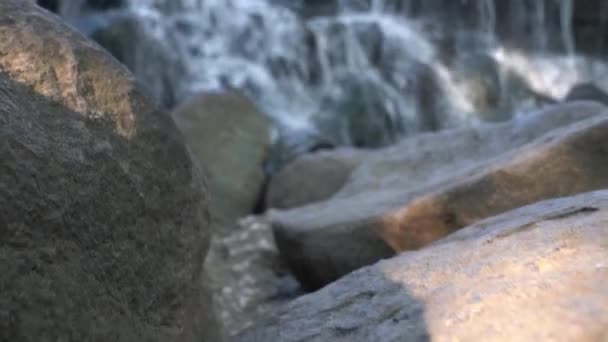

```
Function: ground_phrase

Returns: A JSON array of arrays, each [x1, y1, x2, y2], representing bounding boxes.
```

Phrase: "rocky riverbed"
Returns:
[[2, 1, 608, 341]]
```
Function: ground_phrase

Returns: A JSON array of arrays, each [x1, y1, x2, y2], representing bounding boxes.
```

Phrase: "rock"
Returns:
[[270, 102, 607, 290], [36, 0, 127, 19], [450, 53, 505, 122], [83, 0, 124, 10], [573, 1, 608, 57], [378, 114, 608, 250], [205, 216, 302, 337], [314, 74, 406, 148], [37, 1, 188, 110], [89, 12, 186, 109], [564, 83, 608, 106], [264, 125, 335, 175], [265, 148, 370, 210], [36, 0, 60, 13], [239, 191, 608, 342], [172, 91, 271, 233], [335, 102, 605, 199], [37, 0, 125, 16], [89, 14, 141, 62], [0, 1, 218, 341]]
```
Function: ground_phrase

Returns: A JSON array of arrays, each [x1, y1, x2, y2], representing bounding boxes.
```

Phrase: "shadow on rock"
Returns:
[[236, 191, 608, 341], [234, 267, 430, 342]]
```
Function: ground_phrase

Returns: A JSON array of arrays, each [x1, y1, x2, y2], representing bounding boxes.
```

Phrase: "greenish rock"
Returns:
[[172, 91, 272, 233]]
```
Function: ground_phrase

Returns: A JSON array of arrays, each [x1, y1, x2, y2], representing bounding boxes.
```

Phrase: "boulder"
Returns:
[[573, 1, 608, 57], [564, 83, 608, 106], [37, 0, 125, 14], [335, 102, 605, 199], [265, 148, 370, 210], [0, 1, 218, 341], [264, 125, 335, 175], [379, 114, 608, 250], [450, 53, 504, 122], [270, 102, 608, 290], [240, 191, 608, 342], [36, 0, 60, 12], [172, 91, 271, 233], [314, 74, 407, 148], [88, 12, 186, 109]]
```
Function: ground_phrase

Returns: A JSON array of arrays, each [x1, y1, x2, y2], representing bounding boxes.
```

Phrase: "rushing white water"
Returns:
[[55, 0, 608, 147]]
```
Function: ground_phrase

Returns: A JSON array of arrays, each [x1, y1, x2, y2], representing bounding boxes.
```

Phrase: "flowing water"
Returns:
[[55, 0, 608, 147]]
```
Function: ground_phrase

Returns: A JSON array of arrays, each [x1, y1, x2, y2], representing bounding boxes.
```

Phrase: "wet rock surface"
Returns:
[[205, 216, 301, 337]]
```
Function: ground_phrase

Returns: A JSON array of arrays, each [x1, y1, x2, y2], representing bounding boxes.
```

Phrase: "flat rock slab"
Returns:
[[240, 191, 608, 341], [270, 102, 608, 290]]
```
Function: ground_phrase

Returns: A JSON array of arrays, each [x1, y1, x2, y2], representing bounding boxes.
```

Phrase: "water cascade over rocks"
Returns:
[[41, 0, 608, 148], [20, 1, 608, 338]]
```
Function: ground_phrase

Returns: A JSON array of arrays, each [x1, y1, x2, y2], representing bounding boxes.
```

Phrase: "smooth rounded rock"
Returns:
[[172, 91, 271, 233], [0, 1, 219, 341]]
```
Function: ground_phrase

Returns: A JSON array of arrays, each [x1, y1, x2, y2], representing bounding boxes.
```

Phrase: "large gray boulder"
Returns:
[[265, 148, 370, 210], [270, 102, 608, 290], [0, 1, 218, 341], [240, 191, 608, 341], [172, 91, 271, 233]]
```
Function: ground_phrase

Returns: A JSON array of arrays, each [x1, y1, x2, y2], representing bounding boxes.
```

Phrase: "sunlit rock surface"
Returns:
[[239, 191, 608, 342], [270, 102, 608, 290], [0, 1, 218, 341]]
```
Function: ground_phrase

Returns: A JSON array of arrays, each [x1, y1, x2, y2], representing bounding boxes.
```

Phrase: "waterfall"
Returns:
[[45, 0, 608, 147], [532, 0, 548, 51], [480, 0, 496, 36], [560, 0, 576, 58]]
